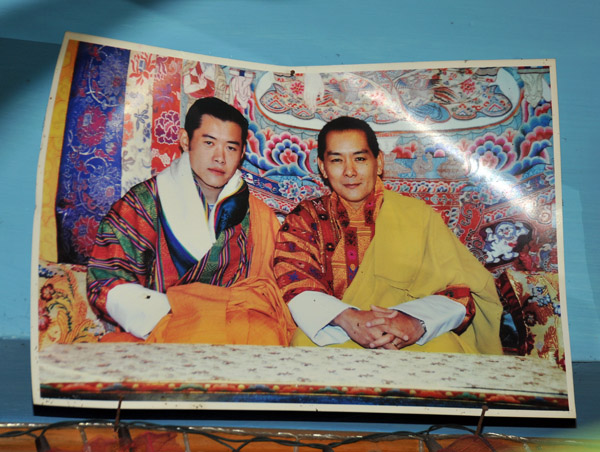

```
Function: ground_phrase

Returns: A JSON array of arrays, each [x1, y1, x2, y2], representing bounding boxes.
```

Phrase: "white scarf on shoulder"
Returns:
[[155, 152, 244, 261]]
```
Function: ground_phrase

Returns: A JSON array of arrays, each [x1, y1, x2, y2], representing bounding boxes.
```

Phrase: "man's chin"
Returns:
[[195, 174, 229, 193], [206, 180, 227, 190]]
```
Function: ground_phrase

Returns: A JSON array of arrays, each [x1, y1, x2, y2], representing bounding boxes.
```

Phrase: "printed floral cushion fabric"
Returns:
[[38, 260, 108, 350], [36, 260, 564, 370], [503, 268, 565, 369]]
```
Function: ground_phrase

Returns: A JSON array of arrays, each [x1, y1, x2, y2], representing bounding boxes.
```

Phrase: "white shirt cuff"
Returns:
[[106, 283, 171, 339], [393, 295, 466, 345], [288, 291, 353, 346]]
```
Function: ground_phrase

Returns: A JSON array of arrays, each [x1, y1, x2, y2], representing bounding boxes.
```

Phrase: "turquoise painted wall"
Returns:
[[1, 0, 599, 439]]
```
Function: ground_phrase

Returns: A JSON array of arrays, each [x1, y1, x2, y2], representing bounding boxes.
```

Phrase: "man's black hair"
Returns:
[[317, 116, 380, 160], [184, 97, 249, 147]]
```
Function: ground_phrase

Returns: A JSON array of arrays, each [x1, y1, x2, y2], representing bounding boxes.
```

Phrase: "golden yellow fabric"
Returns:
[[292, 189, 503, 354], [40, 40, 79, 262], [145, 196, 296, 345]]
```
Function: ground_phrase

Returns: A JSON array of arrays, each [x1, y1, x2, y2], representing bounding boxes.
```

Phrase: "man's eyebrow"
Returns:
[[325, 149, 370, 156], [201, 133, 241, 145]]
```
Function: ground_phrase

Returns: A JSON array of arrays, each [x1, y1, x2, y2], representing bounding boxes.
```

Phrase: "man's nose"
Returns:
[[213, 145, 225, 163], [344, 160, 357, 177]]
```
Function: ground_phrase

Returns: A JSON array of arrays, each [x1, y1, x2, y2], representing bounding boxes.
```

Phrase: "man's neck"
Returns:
[[192, 171, 221, 205], [339, 197, 366, 213]]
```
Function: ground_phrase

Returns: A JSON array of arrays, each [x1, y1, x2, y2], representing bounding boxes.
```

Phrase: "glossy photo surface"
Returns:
[[31, 33, 573, 418]]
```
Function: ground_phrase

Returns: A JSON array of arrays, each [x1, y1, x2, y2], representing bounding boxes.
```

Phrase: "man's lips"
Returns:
[[208, 168, 226, 175], [343, 183, 361, 189]]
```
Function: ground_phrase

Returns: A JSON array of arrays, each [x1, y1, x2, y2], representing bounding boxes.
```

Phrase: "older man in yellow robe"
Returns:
[[273, 117, 502, 354]]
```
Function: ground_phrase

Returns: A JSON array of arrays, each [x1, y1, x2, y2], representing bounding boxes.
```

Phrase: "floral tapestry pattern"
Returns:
[[53, 44, 557, 284], [47, 41, 563, 366]]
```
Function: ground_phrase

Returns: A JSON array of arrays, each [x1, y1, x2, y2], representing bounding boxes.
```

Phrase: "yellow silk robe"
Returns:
[[282, 188, 503, 354]]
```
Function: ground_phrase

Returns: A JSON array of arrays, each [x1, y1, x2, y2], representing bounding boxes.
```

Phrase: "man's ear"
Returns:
[[179, 128, 189, 152], [377, 152, 384, 176], [238, 146, 246, 168], [317, 157, 327, 179]]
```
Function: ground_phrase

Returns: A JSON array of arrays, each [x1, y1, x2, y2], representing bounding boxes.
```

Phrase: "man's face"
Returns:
[[317, 129, 383, 210], [180, 114, 244, 204]]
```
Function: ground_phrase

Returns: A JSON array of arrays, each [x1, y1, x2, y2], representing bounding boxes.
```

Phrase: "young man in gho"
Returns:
[[273, 116, 502, 353], [87, 97, 295, 345]]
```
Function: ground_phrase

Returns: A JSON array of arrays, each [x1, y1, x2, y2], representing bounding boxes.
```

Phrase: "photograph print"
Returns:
[[32, 32, 573, 418]]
